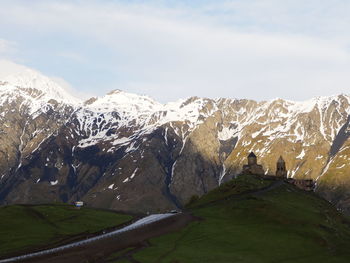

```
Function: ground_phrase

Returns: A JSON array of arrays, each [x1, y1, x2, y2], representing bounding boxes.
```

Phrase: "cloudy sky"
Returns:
[[0, 0, 350, 102]]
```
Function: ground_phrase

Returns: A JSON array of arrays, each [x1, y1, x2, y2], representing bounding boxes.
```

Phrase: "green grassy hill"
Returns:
[[132, 175, 350, 263], [0, 204, 132, 258]]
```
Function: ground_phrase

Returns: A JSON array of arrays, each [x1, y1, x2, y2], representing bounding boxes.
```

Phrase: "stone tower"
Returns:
[[276, 156, 287, 178], [248, 152, 257, 166]]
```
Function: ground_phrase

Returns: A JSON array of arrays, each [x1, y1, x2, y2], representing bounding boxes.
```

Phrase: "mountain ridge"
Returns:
[[0, 68, 350, 215]]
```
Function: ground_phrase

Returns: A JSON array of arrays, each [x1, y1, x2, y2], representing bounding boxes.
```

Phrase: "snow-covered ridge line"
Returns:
[[84, 92, 350, 126], [1, 69, 350, 150], [1, 69, 349, 117], [0, 213, 176, 263]]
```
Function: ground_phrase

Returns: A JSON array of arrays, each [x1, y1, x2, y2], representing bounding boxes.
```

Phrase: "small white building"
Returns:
[[75, 201, 84, 208]]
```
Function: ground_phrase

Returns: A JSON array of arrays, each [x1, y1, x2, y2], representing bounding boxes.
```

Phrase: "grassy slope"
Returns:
[[133, 175, 350, 263], [0, 204, 132, 257]]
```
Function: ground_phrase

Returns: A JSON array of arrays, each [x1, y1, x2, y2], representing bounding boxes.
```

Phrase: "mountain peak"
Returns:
[[85, 89, 162, 116], [106, 89, 123, 95], [1, 68, 81, 106]]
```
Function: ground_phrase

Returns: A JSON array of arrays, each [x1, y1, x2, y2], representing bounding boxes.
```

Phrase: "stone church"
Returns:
[[241, 152, 314, 191], [242, 152, 265, 176]]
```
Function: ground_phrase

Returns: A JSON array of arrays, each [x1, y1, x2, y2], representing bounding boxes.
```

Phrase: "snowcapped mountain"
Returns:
[[1, 69, 350, 214], [1, 69, 80, 111], [4, 70, 79, 102]]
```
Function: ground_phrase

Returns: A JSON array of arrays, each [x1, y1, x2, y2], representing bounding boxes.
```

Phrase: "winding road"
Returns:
[[0, 212, 193, 263]]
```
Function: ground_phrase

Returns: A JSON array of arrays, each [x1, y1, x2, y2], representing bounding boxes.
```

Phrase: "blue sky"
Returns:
[[1, 0, 350, 102]]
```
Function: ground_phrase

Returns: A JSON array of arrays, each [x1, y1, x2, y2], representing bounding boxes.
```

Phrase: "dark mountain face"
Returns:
[[1, 71, 350, 214]]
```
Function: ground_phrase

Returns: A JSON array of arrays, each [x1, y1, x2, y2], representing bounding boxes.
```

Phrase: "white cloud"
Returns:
[[0, 1, 350, 102]]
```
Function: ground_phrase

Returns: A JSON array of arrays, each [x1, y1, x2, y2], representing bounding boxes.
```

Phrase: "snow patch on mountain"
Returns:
[[50, 180, 58, 186], [76, 95, 217, 148], [85, 89, 162, 123], [218, 126, 238, 140], [296, 149, 306, 159]]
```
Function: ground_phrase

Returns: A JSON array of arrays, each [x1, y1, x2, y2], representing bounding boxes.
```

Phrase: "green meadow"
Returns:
[[0, 204, 132, 257], [133, 175, 350, 263]]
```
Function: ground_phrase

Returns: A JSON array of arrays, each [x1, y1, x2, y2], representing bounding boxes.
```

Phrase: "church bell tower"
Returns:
[[276, 156, 287, 178]]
